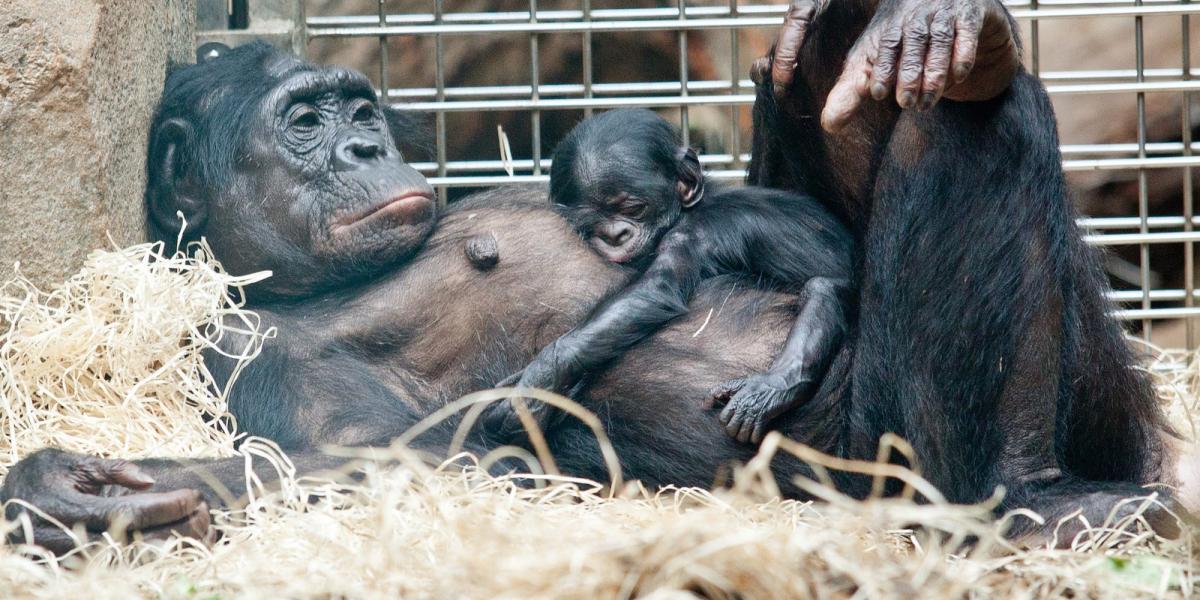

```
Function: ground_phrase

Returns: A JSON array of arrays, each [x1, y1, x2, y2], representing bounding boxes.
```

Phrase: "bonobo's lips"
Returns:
[[333, 190, 435, 231], [589, 238, 639, 264]]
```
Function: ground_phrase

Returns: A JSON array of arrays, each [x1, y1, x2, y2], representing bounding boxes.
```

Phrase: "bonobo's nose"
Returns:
[[333, 134, 387, 171], [597, 221, 635, 247]]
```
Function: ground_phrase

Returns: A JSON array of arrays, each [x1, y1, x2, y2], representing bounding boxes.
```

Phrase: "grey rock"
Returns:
[[0, 0, 195, 287]]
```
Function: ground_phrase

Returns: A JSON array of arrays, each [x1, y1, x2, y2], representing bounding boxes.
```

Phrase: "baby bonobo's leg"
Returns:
[[709, 276, 850, 443]]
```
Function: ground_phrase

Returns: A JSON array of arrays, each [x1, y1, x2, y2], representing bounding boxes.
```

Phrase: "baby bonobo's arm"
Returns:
[[710, 276, 851, 443], [483, 231, 704, 440], [698, 188, 855, 443]]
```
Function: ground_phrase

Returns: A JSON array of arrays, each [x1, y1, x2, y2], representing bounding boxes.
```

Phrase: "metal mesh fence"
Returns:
[[305, 0, 1200, 348]]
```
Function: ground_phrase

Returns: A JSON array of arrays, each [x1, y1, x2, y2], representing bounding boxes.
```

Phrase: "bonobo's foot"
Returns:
[[1006, 477, 1192, 546], [708, 374, 811, 444], [1, 448, 213, 555], [767, 0, 1020, 132]]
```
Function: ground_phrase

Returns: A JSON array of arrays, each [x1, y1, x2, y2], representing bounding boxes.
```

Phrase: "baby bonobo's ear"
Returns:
[[676, 147, 705, 208]]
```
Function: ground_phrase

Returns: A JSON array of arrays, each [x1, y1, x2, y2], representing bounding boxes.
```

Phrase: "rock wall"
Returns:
[[0, 0, 195, 287]]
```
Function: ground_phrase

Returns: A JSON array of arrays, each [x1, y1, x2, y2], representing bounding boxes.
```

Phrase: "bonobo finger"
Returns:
[[771, 0, 819, 98], [707, 379, 745, 408], [19, 526, 91, 555], [751, 423, 766, 445], [80, 456, 156, 490], [895, 14, 931, 110], [820, 48, 871, 133], [135, 502, 214, 545], [869, 26, 903, 102], [950, 13, 981, 84], [920, 10, 956, 111], [735, 417, 755, 445], [89, 489, 205, 532]]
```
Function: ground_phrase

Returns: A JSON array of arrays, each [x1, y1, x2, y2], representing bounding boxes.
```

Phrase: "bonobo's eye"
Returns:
[[616, 199, 648, 220], [350, 99, 379, 126], [287, 104, 321, 138]]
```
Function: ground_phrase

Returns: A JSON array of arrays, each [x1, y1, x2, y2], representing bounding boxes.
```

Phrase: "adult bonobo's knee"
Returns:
[[144, 41, 436, 301]]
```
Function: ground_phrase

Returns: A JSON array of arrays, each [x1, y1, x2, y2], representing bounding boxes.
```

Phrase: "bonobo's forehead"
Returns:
[[268, 64, 377, 109]]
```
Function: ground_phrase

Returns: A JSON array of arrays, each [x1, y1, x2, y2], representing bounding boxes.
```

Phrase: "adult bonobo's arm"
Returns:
[[0, 448, 350, 554], [770, 0, 1020, 132]]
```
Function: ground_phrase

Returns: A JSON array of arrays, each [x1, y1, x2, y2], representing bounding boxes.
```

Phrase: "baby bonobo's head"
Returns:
[[549, 108, 705, 266]]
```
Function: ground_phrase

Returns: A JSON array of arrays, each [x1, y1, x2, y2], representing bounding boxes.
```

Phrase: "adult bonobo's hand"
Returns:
[[768, 0, 1020, 132], [2, 448, 212, 554]]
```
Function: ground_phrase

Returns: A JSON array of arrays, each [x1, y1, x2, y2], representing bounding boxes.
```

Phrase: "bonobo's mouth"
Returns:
[[589, 238, 640, 264], [333, 190, 435, 232]]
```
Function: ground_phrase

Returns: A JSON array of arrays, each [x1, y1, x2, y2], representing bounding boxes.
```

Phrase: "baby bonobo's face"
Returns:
[[552, 168, 680, 267]]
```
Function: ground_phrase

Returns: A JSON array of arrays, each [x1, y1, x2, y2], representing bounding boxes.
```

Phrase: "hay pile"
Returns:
[[0, 244, 1196, 599]]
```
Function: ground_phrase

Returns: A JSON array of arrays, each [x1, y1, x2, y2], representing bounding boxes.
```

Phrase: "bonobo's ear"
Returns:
[[196, 42, 231, 63], [381, 105, 435, 162], [147, 118, 206, 241], [676, 147, 705, 208]]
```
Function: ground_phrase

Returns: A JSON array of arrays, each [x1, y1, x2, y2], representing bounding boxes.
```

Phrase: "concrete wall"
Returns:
[[0, 0, 195, 287]]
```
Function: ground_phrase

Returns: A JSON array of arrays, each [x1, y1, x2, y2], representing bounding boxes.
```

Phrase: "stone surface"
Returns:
[[0, 0, 195, 287]]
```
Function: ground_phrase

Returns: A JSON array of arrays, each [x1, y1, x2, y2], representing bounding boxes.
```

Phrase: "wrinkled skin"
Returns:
[[772, 0, 1020, 132], [2, 450, 213, 554]]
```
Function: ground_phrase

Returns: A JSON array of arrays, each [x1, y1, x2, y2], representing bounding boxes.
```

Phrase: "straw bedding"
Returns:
[[0, 242, 1195, 599]]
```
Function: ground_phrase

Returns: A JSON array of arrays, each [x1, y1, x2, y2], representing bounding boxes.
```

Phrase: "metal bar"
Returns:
[[378, 0, 389, 104], [530, 0, 542, 177], [1030, 0, 1040, 76], [1184, 0, 1196, 347], [1135, 0, 1152, 337], [434, 0, 447, 206], [371, 74, 1200, 102], [678, 0, 690, 147], [1083, 231, 1200, 245], [729, 0, 741, 170], [582, 0, 593, 118], [1114, 307, 1200, 320], [1110, 288, 1200, 301]]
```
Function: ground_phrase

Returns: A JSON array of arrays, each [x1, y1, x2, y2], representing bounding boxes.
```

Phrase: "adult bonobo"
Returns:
[[1, 0, 1193, 553], [748, 0, 1195, 523]]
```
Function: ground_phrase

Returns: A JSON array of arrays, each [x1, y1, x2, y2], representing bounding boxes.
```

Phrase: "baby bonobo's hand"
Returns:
[[709, 373, 812, 444], [483, 348, 569, 441]]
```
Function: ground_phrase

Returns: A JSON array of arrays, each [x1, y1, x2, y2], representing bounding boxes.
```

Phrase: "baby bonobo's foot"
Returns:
[[709, 374, 810, 444]]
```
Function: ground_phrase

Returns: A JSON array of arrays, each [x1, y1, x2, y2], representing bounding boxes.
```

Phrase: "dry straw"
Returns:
[[0, 243, 1196, 599]]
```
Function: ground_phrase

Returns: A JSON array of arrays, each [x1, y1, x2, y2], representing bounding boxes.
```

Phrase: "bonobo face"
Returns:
[[548, 108, 703, 267], [551, 166, 679, 266], [145, 44, 436, 300], [236, 65, 436, 289]]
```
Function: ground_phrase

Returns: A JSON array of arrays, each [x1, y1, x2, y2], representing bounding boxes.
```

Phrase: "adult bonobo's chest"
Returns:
[[320, 189, 629, 400]]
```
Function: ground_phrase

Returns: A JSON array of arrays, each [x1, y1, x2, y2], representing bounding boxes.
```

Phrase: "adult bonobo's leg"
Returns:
[[754, 0, 1182, 537]]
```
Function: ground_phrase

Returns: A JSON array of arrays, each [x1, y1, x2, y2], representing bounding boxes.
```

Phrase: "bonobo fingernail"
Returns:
[[918, 92, 936, 111], [898, 91, 916, 109], [870, 82, 888, 101], [954, 63, 972, 83]]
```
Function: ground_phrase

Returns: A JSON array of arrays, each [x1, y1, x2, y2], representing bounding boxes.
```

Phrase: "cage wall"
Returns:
[[303, 0, 1200, 350]]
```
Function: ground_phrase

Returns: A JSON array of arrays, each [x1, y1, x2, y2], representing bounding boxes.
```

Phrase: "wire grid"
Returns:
[[306, 0, 1200, 347]]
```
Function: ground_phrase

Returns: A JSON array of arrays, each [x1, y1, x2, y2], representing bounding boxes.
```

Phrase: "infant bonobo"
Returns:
[[484, 108, 855, 444]]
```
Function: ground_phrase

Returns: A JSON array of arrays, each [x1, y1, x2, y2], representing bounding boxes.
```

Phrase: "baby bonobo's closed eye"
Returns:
[[676, 147, 705, 208]]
